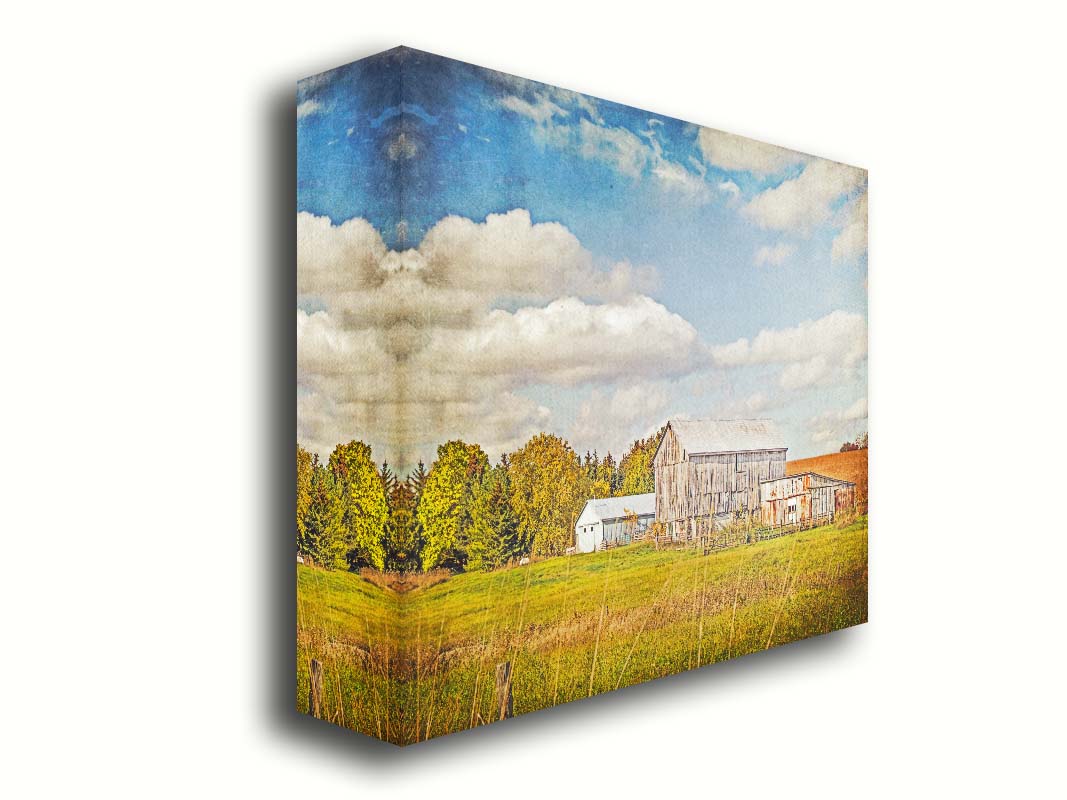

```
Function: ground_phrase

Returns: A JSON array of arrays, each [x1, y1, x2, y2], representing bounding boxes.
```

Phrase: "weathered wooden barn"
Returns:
[[652, 419, 788, 539], [759, 473, 855, 527], [574, 493, 656, 553]]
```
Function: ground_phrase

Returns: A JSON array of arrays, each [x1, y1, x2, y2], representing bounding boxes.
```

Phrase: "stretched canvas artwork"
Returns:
[[296, 46, 868, 746]]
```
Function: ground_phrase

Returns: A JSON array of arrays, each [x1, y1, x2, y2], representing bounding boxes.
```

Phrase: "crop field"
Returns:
[[296, 514, 868, 745], [788, 449, 868, 510]]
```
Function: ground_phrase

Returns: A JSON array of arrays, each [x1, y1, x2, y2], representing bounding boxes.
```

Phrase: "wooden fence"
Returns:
[[601, 510, 842, 555]]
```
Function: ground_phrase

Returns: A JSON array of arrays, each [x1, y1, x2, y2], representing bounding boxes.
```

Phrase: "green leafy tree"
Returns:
[[616, 427, 665, 497], [417, 441, 489, 570], [509, 433, 589, 557], [300, 457, 347, 568], [296, 444, 313, 543], [328, 440, 387, 570]]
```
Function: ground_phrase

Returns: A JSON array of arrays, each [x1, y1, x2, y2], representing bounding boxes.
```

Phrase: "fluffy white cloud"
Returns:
[[499, 90, 710, 202], [809, 397, 868, 445], [499, 93, 567, 126], [297, 100, 322, 119], [422, 296, 700, 386], [652, 158, 711, 201], [697, 127, 805, 176], [297, 212, 387, 297], [743, 159, 867, 234], [713, 390, 773, 418], [832, 190, 868, 264], [717, 180, 741, 199], [577, 119, 649, 177], [754, 242, 796, 267], [570, 381, 672, 457], [711, 309, 867, 391], [297, 210, 702, 468]]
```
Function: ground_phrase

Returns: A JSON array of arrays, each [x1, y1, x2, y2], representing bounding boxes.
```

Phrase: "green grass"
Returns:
[[297, 515, 867, 745], [296, 566, 399, 740]]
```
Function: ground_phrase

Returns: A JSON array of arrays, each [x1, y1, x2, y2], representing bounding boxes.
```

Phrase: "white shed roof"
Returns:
[[669, 418, 786, 455], [580, 493, 656, 522]]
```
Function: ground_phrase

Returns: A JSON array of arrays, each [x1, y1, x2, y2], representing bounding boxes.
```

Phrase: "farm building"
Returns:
[[574, 493, 656, 553], [653, 419, 787, 539], [759, 472, 856, 527]]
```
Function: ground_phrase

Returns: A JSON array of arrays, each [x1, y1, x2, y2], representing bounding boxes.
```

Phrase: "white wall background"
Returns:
[[4, 2, 1065, 797]]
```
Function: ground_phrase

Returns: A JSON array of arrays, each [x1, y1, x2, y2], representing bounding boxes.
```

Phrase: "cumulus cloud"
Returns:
[[577, 119, 650, 177], [422, 296, 700, 386], [711, 310, 867, 391], [697, 127, 805, 176], [743, 159, 867, 235], [717, 180, 741, 199], [500, 93, 568, 127], [809, 397, 868, 445], [831, 190, 868, 264], [711, 390, 774, 419], [570, 381, 672, 457], [754, 242, 796, 267], [298, 210, 702, 468], [297, 100, 323, 119], [498, 89, 709, 203]]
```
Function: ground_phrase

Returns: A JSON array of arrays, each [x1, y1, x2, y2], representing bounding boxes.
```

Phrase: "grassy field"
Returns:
[[297, 514, 868, 745], [296, 565, 399, 740], [788, 449, 868, 510]]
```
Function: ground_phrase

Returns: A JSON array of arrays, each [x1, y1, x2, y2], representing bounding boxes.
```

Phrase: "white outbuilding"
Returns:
[[574, 492, 656, 553]]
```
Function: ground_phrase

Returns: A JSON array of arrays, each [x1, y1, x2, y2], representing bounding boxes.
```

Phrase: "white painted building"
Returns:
[[574, 492, 656, 553]]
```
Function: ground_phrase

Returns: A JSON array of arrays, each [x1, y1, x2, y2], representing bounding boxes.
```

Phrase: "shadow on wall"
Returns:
[[258, 49, 861, 770]]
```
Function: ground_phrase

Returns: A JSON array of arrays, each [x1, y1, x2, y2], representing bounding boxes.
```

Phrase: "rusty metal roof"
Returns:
[[759, 471, 854, 487], [670, 418, 787, 455]]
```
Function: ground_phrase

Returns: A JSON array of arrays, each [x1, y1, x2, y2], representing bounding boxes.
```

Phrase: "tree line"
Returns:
[[295, 428, 665, 573], [839, 431, 869, 452]]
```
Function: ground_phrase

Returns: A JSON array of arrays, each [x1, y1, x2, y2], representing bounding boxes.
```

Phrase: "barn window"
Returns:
[[787, 498, 797, 512]]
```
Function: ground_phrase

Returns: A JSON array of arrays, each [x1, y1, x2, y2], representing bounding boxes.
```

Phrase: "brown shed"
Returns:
[[759, 472, 856, 527]]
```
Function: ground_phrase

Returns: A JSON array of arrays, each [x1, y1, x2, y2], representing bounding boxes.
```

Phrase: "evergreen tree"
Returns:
[[407, 459, 428, 499], [406, 459, 429, 564], [467, 461, 518, 571], [384, 479, 418, 571], [379, 460, 398, 496], [299, 456, 347, 568], [601, 452, 620, 495]]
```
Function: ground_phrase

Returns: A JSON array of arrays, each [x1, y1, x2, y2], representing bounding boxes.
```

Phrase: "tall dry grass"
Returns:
[[297, 515, 868, 745]]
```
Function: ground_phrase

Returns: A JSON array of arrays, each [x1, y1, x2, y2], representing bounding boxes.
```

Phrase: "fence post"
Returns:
[[310, 658, 324, 719], [494, 661, 513, 721]]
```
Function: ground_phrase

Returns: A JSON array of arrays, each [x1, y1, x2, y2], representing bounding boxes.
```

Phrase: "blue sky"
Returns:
[[296, 47, 868, 471]]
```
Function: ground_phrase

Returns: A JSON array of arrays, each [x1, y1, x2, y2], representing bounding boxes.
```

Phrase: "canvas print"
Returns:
[[296, 46, 868, 745]]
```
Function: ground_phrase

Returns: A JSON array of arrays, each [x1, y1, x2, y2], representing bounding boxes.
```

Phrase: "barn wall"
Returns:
[[576, 522, 601, 553], [601, 514, 654, 548], [654, 425, 786, 537], [759, 474, 855, 526]]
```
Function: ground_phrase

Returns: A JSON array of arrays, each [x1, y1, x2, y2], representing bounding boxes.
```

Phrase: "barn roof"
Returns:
[[759, 471, 854, 487], [669, 418, 787, 455], [581, 493, 656, 522]]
